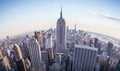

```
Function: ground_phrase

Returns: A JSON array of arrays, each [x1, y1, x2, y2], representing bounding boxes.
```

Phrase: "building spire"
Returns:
[[60, 6, 62, 18]]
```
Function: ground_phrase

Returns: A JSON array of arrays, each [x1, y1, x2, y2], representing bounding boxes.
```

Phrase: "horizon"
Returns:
[[0, 0, 120, 39]]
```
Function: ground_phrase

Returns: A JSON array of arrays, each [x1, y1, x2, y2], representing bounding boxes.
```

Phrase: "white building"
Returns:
[[45, 33, 54, 59], [28, 38, 46, 71], [45, 33, 52, 49], [73, 45, 98, 71]]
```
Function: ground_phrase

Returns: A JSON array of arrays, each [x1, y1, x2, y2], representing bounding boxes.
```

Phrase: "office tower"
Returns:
[[43, 33, 47, 49], [28, 38, 46, 71], [13, 44, 26, 71], [97, 42, 102, 55], [45, 33, 52, 49], [73, 45, 98, 71], [115, 59, 120, 71], [94, 38, 98, 47], [106, 42, 113, 56], [34, 31, 44, 49], [0, 56, 11, 71], [56, 8, 66, 53], [67, 26, 69, 33], [89, 39, 93, 47], [34, 31, 41, 40], [22, 42, 29, 59], [45, 33, 54, 59], [41, 50, 49, 70], [75, 24, 76, 32]]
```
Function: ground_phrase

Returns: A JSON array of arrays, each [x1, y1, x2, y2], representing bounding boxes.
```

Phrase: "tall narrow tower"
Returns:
[[56, 7, 66, 53]]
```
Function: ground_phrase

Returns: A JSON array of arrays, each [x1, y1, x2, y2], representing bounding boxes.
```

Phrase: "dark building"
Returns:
[[15, 59, 26, 71], [0, 56, 11, 71], [115, 59, 120, 71], [97, 42, 102, 55], [89, 39, 93, 47], [103, 57, 111, 71], [106, 42, 113, 56], [94, 38, 98, 48]]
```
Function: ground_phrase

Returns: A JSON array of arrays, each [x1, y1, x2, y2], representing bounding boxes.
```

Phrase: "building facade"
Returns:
[[56, 8, 66, 53], [28, 38, 45, 71], [73, 45, 98, 71]]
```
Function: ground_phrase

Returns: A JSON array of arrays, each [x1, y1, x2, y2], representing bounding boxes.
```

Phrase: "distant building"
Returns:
[[75, 24, 76, 32], [106, 42, 113, 56], [56, 8, 66, 53], [45, 33, 54, 59], [97, 42, 102, 55], [45, 33, 52, 49], [34, 31, 44, 49], [41, 50, 49, 70], [73, 45, 98, 71], [34, 31, 41, 40], [94, 38, 98, 48]]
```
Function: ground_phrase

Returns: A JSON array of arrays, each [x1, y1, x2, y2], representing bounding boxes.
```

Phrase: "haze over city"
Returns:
[[0, 0, 120, 40], [0, 0, 120, 71]]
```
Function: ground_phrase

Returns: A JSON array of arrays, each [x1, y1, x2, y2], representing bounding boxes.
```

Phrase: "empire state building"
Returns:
[[56, 8, 66, 53]]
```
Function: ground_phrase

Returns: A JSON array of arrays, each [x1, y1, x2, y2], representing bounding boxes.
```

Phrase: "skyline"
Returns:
[[0, 0, 120, 39]]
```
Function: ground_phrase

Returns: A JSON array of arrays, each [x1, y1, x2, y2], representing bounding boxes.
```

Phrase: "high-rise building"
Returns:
[[75, 24, 76, 32], [73, 45, 98, 71], [97, 42, 102, 55], [106, 42, 113, 56], [45, 33, 54, 59], [41, 50, 49, 70], [94, 38, 98, 48], [115, 59, 120, 71], [56, 8, 66, 53], [45, 33, 52, 49], [34, 31, 44, 49], [13, 44, 27, 71], [0, 56, 11, 71], [28, 38, 46, 71]]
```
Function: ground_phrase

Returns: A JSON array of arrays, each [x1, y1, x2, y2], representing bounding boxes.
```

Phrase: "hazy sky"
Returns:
[[0, 0, 120, 39]]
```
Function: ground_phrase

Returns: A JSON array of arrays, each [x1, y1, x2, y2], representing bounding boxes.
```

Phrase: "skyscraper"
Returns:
[[106, 42, 113, 56], [75, 24, 76, 32], [94, 38, 98, 48], [45, 33, 52, 49], [73, 45, 98, 71], [45, 33, 54, 59], [0, 56, 11, 71], [13, 44, 27, 71], [115, 59, 120, 71], [56, 8, 66, 53], [28, 38, 46, 71]]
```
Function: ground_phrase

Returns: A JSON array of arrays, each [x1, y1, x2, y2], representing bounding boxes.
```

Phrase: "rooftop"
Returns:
[[75, 44, 98, 51]]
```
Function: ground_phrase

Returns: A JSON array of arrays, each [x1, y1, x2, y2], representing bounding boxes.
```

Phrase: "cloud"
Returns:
[[89, 12, 120, 22]]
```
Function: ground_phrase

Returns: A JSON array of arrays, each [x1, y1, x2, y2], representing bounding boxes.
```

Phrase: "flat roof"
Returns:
[[75, 44, 98, 51]]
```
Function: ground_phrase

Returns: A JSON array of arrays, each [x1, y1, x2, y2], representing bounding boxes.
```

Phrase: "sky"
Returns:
[[0, 0, 120, 39]]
